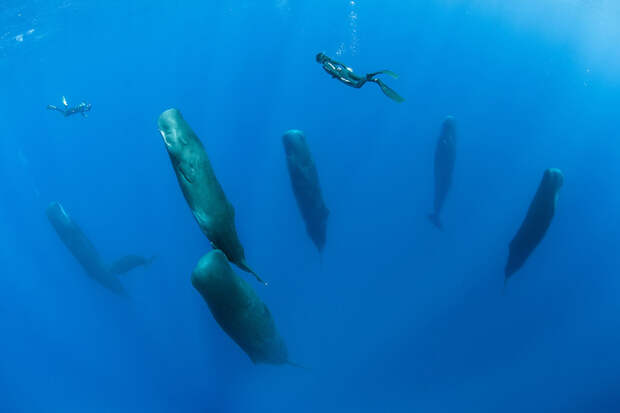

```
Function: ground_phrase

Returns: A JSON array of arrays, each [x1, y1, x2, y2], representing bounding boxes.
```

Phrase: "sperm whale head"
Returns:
[[441, 116, 456, 141], [158, 108, 191, 156], [282, 129, 307, 158], [544, 168, 564, 191], [46, 201, 72, 227]]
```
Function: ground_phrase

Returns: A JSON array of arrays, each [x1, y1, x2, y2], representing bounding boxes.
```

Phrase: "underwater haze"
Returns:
[[2, 0, 620, 411]]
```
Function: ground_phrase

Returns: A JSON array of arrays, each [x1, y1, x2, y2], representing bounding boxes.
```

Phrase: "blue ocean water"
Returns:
[[1, 0, 620, 411]]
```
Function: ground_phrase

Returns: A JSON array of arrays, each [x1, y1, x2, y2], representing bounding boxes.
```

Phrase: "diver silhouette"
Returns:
[[47, 96, 92, 118], [316, 52, 404, 102]]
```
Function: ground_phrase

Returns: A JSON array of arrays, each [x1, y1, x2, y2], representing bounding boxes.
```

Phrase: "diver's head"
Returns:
[[85, 102, 92, 111], [315, 52, 327, 63]]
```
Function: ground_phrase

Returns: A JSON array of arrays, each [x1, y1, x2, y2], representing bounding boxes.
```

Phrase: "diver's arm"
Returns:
[[325, 56, 350, 69]]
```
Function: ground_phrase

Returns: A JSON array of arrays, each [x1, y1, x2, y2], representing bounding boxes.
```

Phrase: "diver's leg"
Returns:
[[354, 78, 367, 88], [46, 105, 65, 114]]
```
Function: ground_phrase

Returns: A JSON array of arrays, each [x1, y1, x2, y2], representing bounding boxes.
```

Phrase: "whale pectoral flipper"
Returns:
[[239, 258, 267, 286]]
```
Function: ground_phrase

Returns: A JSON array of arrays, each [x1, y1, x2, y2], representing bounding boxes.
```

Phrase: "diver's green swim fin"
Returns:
[[376, 79, 405, 103], [378, 70, 399, 79]]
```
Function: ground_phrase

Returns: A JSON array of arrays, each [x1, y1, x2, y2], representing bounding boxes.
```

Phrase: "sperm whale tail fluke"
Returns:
[[145, 256, 157, 267], [427, 213, 443, 231]]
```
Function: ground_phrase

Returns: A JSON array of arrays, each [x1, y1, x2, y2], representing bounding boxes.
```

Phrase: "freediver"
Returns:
[[315, 52, 405, 103], [47, 96, 92, 117]]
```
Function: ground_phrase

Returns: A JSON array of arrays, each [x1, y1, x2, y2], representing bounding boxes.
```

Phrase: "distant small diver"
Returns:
[[315, 52, 405, 103], [504, 169, 564, 283], [282, 130, 329, 252], [428, 116, 456, 230], [47, 96, 92, 118], [46, 202, 154, 295]]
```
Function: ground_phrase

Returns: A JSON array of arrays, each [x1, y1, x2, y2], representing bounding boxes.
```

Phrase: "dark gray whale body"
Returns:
[[282, 129, 329, 252], [158, 108, 263, 284], [505, 168, 564, 281], [46, 202, 152, 294], [192, 250, 290, 365], [428, 116, 456, 230]]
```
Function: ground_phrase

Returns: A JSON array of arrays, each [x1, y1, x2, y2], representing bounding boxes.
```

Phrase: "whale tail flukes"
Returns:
[[109, 255, 156, 276], [427, 213, 443, 231], [145, 255, 157, 267], [238, 259, 268, 286]]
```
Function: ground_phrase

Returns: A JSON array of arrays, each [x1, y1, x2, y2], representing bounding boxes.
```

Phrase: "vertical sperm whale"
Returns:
[[282, 129, 329, 252], [428, 116, 456, 230], [192, 250, 291, 365], [505, 168, 564, 282], [158, 108, 263, 284]]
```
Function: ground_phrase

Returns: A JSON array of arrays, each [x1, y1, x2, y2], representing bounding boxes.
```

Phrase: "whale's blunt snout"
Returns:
[[46, 201, 64, 217], [46, 201, 71, 225], [443, 116, 456, 134], [157, 108, 184, 149], [47, 201, 60, 211], [545, 168, 564, 190], [282, 129, 304, 155]]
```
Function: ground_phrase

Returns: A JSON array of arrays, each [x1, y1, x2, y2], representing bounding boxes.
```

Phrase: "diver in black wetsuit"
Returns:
[[315, 52, 405, 102], [47, 96, 92, 117]]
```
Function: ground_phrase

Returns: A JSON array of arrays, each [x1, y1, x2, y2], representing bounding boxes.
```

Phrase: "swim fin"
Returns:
[[375, 79, 405, 103], [378, 70, 399, 79], [62, 96, 68, 107]]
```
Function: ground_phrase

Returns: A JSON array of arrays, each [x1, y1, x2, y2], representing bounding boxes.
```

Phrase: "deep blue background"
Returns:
[[1, 0, 620, 411]]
